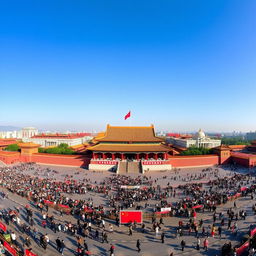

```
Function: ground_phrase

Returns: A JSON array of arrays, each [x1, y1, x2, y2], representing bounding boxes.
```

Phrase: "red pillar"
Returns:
[[136, 154, 139, 161], [92, 152, 95, 159], [146, 154, 148, 160], [103, 153, 106, 160], [154, 153, 158, 160], [112, 153, 115, 160], [164, 153, 168, 160], [121, 153, 124, 160]]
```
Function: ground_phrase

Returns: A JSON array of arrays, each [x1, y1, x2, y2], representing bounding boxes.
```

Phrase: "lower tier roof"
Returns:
[[87, 143, 171, 152]]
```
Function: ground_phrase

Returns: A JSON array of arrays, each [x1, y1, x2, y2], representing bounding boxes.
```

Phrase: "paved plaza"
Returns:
[[0, 164, 255, 256]]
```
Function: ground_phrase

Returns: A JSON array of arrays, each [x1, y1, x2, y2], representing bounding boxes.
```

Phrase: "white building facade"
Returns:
[[0, 130, 22, 139], [0, 127, 38, 139], [22, 127, 38, 139], [169, 129, 221, 149], [25, 134, 92, 147]]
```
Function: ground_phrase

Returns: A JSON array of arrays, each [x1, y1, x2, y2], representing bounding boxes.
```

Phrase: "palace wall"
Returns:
[[168, 155, 219, 168], [0, 150, 254, 169], [0, 151, 20, 165], [231, 152, 256, 168], [29, 153, 90, 167], [231, 156, 249, 167], [0, 151, 90, 167]]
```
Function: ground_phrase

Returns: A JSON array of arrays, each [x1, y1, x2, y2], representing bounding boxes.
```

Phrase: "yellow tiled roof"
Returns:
[[87, 143, 171, 152], [95, 125, 163, 142]]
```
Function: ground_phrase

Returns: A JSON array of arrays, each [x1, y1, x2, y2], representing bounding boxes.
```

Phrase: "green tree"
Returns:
[[38, 148, 46, 153], [180, 146, 213, 156], [41, 144, 75, 155], [5, 144, 20, 151], [58, 143, 69, 148], [221, 137, 250, 145]]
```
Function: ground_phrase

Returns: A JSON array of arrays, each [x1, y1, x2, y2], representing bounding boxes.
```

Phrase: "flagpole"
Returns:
[[129, 110, 131, 127], [129, 110, 132, 127]]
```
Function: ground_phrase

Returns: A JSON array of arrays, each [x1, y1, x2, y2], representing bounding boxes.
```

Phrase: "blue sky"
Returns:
[[1, 0, 255, 132]]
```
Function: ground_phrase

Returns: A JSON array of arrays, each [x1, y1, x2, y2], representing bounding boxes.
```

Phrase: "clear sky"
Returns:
[[1, 0, 256, 132]]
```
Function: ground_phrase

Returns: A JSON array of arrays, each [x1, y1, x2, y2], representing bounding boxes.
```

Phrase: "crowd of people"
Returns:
[[0, 163, 255, 256]]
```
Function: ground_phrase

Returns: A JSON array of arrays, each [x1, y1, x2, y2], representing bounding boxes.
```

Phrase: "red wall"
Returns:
[[0, 152, 20, 165], [0, 152, 90, 167], [219, 154, 231, 165], [231, 156, 249, 167], [2, 151, 255, 169], [30, 153, 90, 167], [168, 155, 219, 167]]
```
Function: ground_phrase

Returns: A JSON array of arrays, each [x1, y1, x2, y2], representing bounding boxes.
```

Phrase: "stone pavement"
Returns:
[[0, 165, 255, 256]]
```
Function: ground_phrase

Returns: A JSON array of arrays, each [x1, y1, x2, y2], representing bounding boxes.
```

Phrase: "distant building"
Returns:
[[169, 129, 221, 149], [0, 127, 38, 139], [25, 133, 93, 147], [246, 132, 256, 141], [0, 130, 22, 139], [22, 127, 38, 139]]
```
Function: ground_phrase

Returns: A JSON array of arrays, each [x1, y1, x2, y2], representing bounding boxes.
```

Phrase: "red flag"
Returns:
[[124, 111, 131, 120], [120, 210, 142, 224]]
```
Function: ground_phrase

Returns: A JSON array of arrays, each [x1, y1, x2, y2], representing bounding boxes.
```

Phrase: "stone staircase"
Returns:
[[117, 161, 127, 174], [127, 161, 141, 174], [117, 161, 142, 174]]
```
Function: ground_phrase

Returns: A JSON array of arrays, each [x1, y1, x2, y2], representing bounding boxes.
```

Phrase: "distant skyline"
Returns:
[[1, 1, 256, 132]]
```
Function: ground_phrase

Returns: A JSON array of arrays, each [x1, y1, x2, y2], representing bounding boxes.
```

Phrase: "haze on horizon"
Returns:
[[1, 1, 256, 133]]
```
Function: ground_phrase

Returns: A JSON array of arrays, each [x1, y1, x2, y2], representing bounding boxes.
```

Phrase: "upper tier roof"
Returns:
[[95, 125, 163, 142], [87, 143, 171, 152]]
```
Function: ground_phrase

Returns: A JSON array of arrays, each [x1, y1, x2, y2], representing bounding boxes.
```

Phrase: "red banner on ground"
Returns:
[[3, 241, 17, 256], [235, 192, 242, 198], [236, 241, 249, 256], [240, 187, 247, 192], [25, 249, 38, 256], [192, 205, 203, 209], [120, 211, 142, 224], [0, 221, 7, 232], [250, 227, 256, 237], [58, 204, 69, 208], [44, 200, 54, 205]]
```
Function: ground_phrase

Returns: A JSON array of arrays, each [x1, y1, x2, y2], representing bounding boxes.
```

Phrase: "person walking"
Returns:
[[203, 238, 209, 251], [196, 237, 200, 250], [155, 226, 159, 236], [56, 237, 61, 252], [136, 239, 141, 252], [60, 239, 65, 255], [129, 226, 133, 236], [84, 241, 89, 251], [102, 231, 108, 244], [181, 240, 186, 251], [161, 232, 165, 243], [141, 223, 145, 233], [11, 231, 17, 246], [218, 226, 222, 238], [109, 244, 115, 256]]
